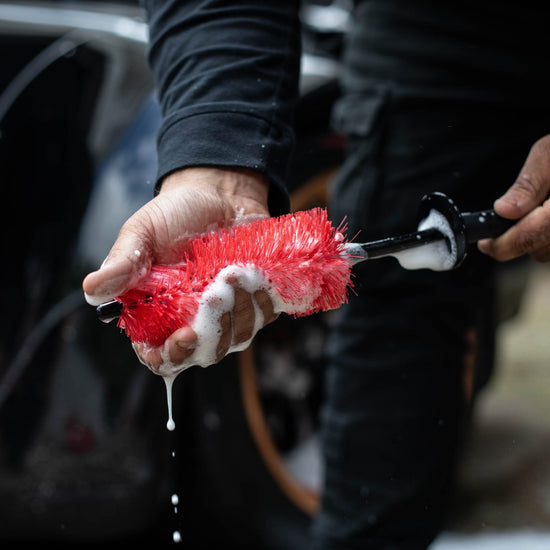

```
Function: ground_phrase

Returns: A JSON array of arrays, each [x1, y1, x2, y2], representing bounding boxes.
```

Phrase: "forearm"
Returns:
[[144, 0, 302, 215]]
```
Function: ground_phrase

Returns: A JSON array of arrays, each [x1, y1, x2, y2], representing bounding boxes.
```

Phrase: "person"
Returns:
[[83, 1, 550, 548]]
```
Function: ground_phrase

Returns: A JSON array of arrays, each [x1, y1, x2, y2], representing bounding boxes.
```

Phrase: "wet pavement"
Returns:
[[431, 262, 550, 548]]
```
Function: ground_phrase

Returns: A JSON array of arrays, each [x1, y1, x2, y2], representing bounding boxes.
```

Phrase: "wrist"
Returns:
[[160, 166, 269, 214]]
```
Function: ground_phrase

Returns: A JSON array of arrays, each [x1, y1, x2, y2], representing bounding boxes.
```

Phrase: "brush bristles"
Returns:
[[117, 208, 353, 346]]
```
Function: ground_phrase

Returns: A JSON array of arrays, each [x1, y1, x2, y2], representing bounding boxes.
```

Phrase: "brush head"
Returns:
[[115, 208, 353, 347]]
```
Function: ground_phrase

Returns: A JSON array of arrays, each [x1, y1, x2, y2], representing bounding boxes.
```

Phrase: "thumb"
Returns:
[[494, 135, 550, 219], [82, 221, 153, 306]]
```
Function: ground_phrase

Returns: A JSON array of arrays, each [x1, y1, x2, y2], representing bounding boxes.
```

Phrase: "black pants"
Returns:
[[310, 28, 550, 550]]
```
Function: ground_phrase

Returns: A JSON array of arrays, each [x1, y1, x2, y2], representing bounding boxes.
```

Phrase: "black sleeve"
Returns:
[[144, 0, 302, 215]]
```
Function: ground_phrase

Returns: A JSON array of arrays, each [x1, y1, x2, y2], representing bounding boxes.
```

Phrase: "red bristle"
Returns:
[[116, 208, 353, 346]]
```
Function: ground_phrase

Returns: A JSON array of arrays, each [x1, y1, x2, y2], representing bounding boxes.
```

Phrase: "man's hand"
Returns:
[[478, 135, 550, 263], [82, 167, 278, 371]]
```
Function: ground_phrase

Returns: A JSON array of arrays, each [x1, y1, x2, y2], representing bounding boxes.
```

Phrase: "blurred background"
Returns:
[[0, 1, 549, 548]]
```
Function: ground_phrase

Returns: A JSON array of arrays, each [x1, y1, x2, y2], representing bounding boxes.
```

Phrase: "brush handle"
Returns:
[[462, 209, 514, 243], [348, 202, 515, 265], [352, 227, 443, 259]]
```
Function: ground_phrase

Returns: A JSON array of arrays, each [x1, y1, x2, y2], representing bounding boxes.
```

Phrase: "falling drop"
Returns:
[[173, 530, 182, 543], [163, 375, 176, 431]]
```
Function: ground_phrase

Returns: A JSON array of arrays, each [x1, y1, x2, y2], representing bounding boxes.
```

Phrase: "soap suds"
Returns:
[[392, 209, 457, 271], [147, 265, 275, 381], [127, 265, 276, 432]]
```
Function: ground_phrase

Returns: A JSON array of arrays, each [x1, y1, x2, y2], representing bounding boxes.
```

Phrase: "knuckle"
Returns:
[[254, 290, 274, 315], [512, 172, 543, 201], [515, 136, 550, 203], [513, 223, 549, 257], [232, 289, 254, 342], [233, 314, 253, 342], [233, 288, 252, 313]]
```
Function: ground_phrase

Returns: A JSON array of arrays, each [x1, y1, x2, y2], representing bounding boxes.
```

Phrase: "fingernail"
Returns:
[[477, 239, 490, 254], [84, 292, 104, 306], [176, 339, 196, 352]]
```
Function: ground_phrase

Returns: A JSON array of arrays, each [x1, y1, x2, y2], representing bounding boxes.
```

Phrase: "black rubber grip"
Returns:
[[462, 209, 515, 243]]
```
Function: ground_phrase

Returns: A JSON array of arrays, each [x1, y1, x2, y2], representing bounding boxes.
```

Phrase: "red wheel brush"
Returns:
[[95, 193, 515, 366], [108, 208, 354, 349]]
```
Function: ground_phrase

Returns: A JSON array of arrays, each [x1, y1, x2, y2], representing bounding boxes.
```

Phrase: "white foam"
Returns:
[[392, 209, 457, 271], [149, 265, 274, 380]]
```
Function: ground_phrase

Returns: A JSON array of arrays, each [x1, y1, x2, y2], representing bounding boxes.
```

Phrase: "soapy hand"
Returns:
[[478, 135, 550, 263], [82, 167, 278, 370]]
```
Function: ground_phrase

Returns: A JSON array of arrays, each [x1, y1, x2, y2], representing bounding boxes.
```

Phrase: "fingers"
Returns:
[[478, 135, 550, 263], [254, 289, 279, 325], [134, 279, 279, 371], [231, 288, 255, 343], [494, 136, 550, 220], [134, 326, 198, 373], [478, 199, 550, 262], [215, 280, 278, 361], [216, 312, 233, 362]]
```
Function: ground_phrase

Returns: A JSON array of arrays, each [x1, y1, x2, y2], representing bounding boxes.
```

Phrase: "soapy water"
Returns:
[[163, 376, 176, 431]]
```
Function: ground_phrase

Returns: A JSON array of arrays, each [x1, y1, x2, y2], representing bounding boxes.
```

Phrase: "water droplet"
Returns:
[[163, 376, 176, 431]]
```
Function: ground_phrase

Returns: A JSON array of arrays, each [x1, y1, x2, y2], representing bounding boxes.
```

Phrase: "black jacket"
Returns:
[[145, 0, 550, 215], [145, 0, 301, 215]]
